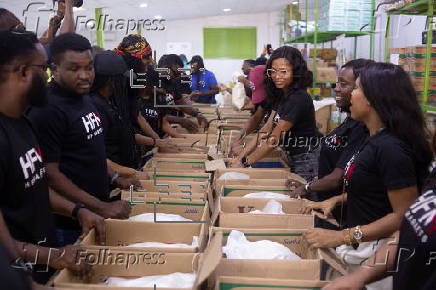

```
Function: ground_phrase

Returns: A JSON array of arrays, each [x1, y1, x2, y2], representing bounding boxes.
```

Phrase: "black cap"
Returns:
[[94, 50, 128, 76]]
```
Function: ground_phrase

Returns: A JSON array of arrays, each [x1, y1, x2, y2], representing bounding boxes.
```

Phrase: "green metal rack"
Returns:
[[384, 0, 436, 111], [284, 0, 376, 87]]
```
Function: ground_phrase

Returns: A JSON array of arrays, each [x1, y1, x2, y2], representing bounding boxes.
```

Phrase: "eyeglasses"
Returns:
[[266, 68, 291, 78], [335, 81, 355, 89]]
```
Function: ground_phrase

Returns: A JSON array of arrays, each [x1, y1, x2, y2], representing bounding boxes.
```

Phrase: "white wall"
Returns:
[[77, 11, 281, 84]]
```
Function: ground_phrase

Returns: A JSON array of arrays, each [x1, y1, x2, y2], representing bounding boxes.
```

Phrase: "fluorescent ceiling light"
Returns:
[[73, 7, 86, 12], [223, 8, 232, 12], [140, 3, 148, 8], [154, 15, 163, 19], [292, 1, 298, 4]]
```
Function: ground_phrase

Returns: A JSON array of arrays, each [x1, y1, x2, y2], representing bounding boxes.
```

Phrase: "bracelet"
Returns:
[[191, 110, 199, 117], [305, 182, 312, 193], [342, 228, 353, 246], [72, 203, 86, 220], [241, 155, 250, 168]]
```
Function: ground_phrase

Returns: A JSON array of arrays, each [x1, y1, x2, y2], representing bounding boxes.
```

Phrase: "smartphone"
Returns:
[[266, 44, 272, 51]]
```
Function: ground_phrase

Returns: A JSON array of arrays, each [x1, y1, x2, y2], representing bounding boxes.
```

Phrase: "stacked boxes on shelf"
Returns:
[[390, 46, 436, 104], [318, 0, 373, 32]]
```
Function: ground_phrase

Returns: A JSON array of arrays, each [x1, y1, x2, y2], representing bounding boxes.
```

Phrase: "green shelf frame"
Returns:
[[387, 0, 436, 15], [385, 0, 435, 112], [286, 31, 372, 44], [282, 0, 376, 89]]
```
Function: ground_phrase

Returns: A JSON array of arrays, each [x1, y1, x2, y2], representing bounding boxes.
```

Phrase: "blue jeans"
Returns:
[[56, 229, 81, 247]]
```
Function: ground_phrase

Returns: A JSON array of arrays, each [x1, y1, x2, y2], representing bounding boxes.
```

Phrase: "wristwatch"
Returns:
[[304, 182, 312, 193], [111, 172, 120, 185], [72, 203, 86, 220], [352, 226, 363, 243], [10, 257, 33, 275]]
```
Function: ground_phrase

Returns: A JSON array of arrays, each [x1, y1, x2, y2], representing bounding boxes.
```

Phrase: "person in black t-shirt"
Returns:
[[28, 33, 131, 247], [292, 59, 372, 224], [323, 168, 436, 290], [231, 46, 321, 183], [0, 30, 106, 284], [303, 63, 433, 289]]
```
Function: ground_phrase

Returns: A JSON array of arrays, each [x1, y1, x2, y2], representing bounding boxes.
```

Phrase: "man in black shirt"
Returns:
[[28, 33, 130, 246], [292, 59, 372, 223], [0, 30, 104, 284]]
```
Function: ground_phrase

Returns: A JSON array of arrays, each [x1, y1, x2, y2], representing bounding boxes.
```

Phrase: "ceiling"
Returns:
[[3, 0, 293, 22]]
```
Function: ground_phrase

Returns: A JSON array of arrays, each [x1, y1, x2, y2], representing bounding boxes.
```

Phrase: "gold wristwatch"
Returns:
[[352, 226, 363, 243]]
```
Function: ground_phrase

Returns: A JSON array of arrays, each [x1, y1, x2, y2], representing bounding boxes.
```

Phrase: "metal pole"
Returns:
[[95, 8, 104, 48]]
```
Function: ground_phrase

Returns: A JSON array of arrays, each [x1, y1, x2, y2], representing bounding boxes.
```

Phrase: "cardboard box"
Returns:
[[121, 190, 207, 203], [219, 185, 292, 197], [81, 219, 207, 253], [138, 170, 211, 183], [53, 233, 223, 290], [216, 277, 329, 290], [130, 201, 210, 223], [137, 180, 209, 194], [315, 104, 334, 135], [316, 67, 337, 83], [214, 197, 314, 229], [209, 228, 346, 285], [143, 158, 207, 172]]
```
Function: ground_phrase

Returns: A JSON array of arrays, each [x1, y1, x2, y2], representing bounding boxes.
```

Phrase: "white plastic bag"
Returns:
[[127, 236, 199, 249], [106, 272, 196, 288], [218, 172, 250, 180], [222, 230, 301, 260], [249, 200, 285, 215], [232, 82, 246, 110], [243, 191, 291, 200], [215, 91, 232, 108], [129, 213, 192, 222]]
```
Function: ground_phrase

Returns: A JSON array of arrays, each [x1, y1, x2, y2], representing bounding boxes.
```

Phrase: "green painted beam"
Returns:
[[95, 8, 104, 48]]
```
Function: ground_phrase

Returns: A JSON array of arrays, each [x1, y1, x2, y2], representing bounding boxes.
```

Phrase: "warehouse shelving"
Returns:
[[284, 0, 376, 88], [384, 0, 436, 111]]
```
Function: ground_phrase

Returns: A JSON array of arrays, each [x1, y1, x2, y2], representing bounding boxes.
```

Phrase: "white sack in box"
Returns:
[[243, 191, 291, 200], [249, 199, 285, 215], [126, 236, 199, 249], [128, 213, 192, 222], [218, 172, 250, 180], [106, 272, 196, 288], [222, 230, 301, 260]]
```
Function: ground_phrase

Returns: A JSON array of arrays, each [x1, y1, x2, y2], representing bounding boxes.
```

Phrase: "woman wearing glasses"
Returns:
[[231, 46, 322, 187]]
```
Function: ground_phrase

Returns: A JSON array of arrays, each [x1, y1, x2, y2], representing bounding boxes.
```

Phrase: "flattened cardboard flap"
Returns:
[[317, 248, 349, 276], [194, 232, 223, 287], [205, 160, 227, 172]]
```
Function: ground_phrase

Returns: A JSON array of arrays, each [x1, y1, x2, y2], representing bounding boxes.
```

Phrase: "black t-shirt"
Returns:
[[28, 82, 109, 229], [91, 94, 137, 168], [0, 113, 56, 246], [393, 188, 436, 290], [138, 96, 168, 138], [161, 77, 191, 117], [271, 89, 322, 155], [318, 117, 368, 200], [343, 129, 417, 228]]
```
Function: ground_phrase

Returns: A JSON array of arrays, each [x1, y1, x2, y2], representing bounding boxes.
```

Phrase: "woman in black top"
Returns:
[[231, 46, 321, 183], [323, 138, 436, 290], [304, 63, 433, 289]]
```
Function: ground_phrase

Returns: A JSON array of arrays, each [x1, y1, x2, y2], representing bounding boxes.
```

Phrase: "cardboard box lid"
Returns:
[[195, 231, 223, 286], [138, 180, 209, 193], [216, 276, 329, 290], [219, 185, 292, 197]]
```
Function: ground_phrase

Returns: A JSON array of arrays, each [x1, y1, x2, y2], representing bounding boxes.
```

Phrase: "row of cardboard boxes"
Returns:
[[51, 107, 344, 289], [51, 163, 344, 289]]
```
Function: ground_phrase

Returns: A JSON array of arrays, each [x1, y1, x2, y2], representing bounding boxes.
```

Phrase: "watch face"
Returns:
[[354, 230, 363, 240]]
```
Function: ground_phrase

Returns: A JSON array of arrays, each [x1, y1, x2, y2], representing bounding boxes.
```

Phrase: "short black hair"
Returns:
[[342, 58, 375, 79], [50, 33, 91, 64], [0, 30, 38, 83], [163, 54, 184, 68], [244, 59, 256, 67], [255, 56, 267, 66], [188, 55, 204, 68]]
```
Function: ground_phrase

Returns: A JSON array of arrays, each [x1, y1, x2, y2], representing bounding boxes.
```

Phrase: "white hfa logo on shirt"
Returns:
[[19, 147, 46, 188], [406, 190, 436, 243], [82, 112, 101, 133]]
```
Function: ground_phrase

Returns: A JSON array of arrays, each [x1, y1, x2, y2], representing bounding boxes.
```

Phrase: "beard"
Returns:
[[28, 72, 48, 107]]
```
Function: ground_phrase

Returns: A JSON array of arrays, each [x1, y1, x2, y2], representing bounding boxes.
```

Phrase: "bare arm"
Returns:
[[292, 168, 344, 197], [0, 212, 20, 259], [235, 106, 266, 142], [59, 0, 75, 34], [39, 16, 62, 45], [137, 114, 159, 139], [162, 116, 184, 138]]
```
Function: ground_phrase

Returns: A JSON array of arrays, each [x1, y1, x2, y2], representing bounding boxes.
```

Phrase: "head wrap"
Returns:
[[114, 34, 152, 60]]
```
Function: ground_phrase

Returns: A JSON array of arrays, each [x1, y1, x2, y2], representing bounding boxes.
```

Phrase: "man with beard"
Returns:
[[28, 33, 131, 247], [0, 30, 104, 285]]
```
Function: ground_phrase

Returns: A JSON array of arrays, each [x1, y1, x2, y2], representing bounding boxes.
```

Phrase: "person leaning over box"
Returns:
[[27, 33, 135, 247], [302, 63, 433, 290], [231, 46, 322, 189], [0, 30, 104, 285], [290, 59, 373, 227]]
